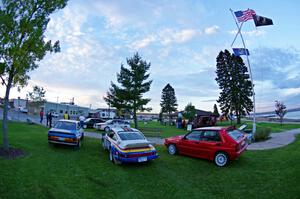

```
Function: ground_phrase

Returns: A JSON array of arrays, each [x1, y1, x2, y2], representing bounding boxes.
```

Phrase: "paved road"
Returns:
[[84, 129, 300, 150], [84, 131, 165, 145], [247, 128, 300, 150]]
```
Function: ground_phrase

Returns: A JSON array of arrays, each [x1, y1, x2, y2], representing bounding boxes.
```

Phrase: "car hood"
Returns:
[[119, 139, 153, 149], [48, 128, 76, 134]]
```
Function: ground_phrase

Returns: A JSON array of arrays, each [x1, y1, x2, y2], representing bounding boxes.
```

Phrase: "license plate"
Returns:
[[59, 137, 65, 141], [138, 157, 147, 162]]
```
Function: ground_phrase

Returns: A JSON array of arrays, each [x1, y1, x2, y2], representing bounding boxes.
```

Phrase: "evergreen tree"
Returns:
[[160, 83, 178, 124], [183, 102, 196, 122], [215, 50, 253, 124], [0, 0, 67, 151], [213, 104, 220, 117], [104, 52, 152, 128]]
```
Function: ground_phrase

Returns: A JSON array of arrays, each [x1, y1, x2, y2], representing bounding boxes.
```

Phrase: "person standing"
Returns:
[[49, 112, 53, 128], [39, 109, 44, 124], [79, 114, 85, 128], [64, 111, 69, 120], [46, 112, 49, 127]]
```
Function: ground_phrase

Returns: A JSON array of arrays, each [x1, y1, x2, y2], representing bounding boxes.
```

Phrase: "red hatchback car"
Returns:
[[164, 126, 248, 167]]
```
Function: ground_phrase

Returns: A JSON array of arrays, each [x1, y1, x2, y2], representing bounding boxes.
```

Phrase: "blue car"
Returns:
[[48, 120, 84, 148]]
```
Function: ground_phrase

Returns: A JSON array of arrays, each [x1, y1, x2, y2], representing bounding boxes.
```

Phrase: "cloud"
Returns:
[[158, 28, 199, 45], [281, 87, 300, 97], [131, 35, 156, 49], [131, 25, 221, 50], [204, 25, 219, 35]]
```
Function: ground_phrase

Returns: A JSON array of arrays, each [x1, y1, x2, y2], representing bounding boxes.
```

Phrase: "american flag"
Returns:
[[234, 9, 256, 22]]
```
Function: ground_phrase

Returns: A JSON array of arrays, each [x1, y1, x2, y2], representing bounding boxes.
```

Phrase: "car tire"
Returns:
[[104, 127, 110, 132], [102, 140, 107, 150], [75, 140, 81, 150], [214, 152, 229, 167], [168, 144, 177, 155], [109, 148, 121, 165], [109, 149, 114, 162], [48, 142, 55, 147]]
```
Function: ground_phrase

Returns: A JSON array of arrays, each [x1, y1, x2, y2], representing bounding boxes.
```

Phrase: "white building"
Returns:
[[89, 108, 117, 119], [12, 98, 27, 110]]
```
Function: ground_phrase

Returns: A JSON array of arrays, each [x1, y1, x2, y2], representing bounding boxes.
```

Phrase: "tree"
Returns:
[[275, 100, 287, 126], [160, 83, 178, 124], [0, 0, 68, 151], [183, 102, 196, 122], [215, 50, 253, 124], [104, 52, 152, 128], [28, 85, 46, 102], [213, 104, 220, 117]]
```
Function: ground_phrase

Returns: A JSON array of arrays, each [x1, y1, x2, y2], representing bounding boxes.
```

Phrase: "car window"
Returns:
[[201, 131, 221, 142], [108, 132, 117, 141], [54, 121, 76, 131], [227, 130, 244, 141], [118, 132, 144, 140], [185, 131, 201, 141]]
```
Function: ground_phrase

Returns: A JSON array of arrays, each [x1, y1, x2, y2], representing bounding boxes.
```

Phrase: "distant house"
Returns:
[[171, 109, 218, 127], [89, 108, 117, 119], [137, 112, 159, 121], [11, 98, 27, 110], [28, 101, 90, 118]]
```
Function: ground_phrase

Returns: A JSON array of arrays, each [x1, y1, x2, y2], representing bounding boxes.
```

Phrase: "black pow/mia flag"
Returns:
[[253, 14, 273, 27]]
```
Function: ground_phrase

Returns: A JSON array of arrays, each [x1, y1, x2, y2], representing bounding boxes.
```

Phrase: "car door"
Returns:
[[198, 130, 222, 160], [177, 131, 202, 157]]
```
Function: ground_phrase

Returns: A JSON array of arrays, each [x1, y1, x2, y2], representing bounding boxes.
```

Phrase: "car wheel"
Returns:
[[168, 144, 177, 155], [109, 149, 114, 162], [48, 142, 55, 147], [109, 148, 121, 164], [214, 152, 228, 167], [104, 127, 110, 132], [75, 140, 81, 150], [102, 140, 107, 150]]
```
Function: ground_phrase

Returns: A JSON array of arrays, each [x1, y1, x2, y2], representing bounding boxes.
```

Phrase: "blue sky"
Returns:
[[2, 0, 300, 113]]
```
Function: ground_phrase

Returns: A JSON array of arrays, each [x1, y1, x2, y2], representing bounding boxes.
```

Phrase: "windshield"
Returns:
[[227, 130, 244, 141], [105, 120, 113, 124], [54, 121, 76, 131], [118, 132, 145, 140]]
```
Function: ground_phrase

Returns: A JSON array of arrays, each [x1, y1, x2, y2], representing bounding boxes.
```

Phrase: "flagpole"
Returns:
[[231, 22, 244, 47], [229, 8, 256, 137]]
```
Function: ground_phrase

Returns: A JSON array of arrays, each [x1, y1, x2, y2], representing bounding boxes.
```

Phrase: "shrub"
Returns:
[[254, 127, 271, 141]]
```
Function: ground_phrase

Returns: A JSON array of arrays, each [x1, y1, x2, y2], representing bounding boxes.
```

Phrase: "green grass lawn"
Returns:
[[1, 121, 300, 199]]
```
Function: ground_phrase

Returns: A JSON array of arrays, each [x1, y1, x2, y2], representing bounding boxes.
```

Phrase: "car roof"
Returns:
[[58, 119, 79, 124], [193, 126, 233, 131]]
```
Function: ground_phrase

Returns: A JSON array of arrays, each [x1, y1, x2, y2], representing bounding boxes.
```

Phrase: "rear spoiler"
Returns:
[[123, 142, 153, 149]]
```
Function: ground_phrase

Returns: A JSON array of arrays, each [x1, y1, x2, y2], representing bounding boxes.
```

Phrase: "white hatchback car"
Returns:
[[94, 119, 130, 132]]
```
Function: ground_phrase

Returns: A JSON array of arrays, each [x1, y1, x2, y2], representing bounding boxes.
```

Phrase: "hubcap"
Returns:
[[109, 151, 113, 161], [168, 145, 176, 155], [216, 154, 227, 166]]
